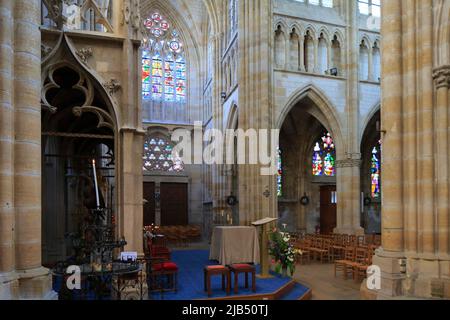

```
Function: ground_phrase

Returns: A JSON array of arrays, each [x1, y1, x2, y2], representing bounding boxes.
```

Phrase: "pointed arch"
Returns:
[[226, 102, 239, 130], [435, 0, 450, 66], [360, 102, 381, 145], [277, 85, 345, 158]]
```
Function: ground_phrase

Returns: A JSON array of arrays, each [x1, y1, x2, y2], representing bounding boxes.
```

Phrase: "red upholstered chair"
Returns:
[[204, 265, 231, 297], [229, 264, 256, 294], [147, 237, 171, 261], [147, 258, 179, 294]]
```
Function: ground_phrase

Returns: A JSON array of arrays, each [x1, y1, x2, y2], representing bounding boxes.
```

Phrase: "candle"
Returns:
[[92, 159, 100, 208]]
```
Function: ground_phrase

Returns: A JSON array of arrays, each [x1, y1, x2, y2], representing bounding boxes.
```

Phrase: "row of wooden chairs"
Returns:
[[156, 225, 202, 247], [291, 233, 380, 283], [292, 233, 380, 263], [334, 245, 376, 282]]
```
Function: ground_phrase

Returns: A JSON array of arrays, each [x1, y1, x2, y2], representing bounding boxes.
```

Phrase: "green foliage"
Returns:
[[268, 228, 299, 277]]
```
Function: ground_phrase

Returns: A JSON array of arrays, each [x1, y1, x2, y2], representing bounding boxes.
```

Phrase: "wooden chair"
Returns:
[[353, 247, 373, 282], [331, 236, 345, 262], [334, 246, 355, 279], [293, 240, 310, 265], [350, 247, 368, 281], [146, 257, 179, 296]]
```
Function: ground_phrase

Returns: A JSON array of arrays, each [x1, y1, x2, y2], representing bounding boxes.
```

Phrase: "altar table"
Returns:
[[209, 226, 260, 265]]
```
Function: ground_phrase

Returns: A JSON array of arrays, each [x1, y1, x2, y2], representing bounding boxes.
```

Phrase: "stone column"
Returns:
[[369, 0, 406, 299], [299, 37, 305, 72], [335, 159, 364, 235], [327, 42, 332, 72], [0, 0, 18, 299], [368, 46, 373, 81], [433, 66, 450, 257], [13, 0, 53, 299], [335, 0, 362, 235], [237, 0, 276, 224], [210, 31, 226, 220], [313, 38, 319, 73], [120, 129, 144, 255]]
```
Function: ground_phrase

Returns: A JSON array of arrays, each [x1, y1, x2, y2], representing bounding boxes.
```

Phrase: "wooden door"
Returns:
[[143, 182, 155, 226], [320, 185, 337, 235], [160, 182, 188, 226]]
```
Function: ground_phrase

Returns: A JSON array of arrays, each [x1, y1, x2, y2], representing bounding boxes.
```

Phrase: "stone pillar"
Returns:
[[313, 38, 319, 73], [210, 31, 226, 220], [13, 0, 53, 299], [335, 0, 362, 235], [368, 46, 373, 81], [120, 129, 144, 255], [327, 42, 332, 72], [0, 0, 19, 299], [369, 0, 406, 299], [299, 37, 305, 72], [237, 0, 276, 224], [117, 0, 144, 255], [335, 159, 364, 235], [433, 66, 450, 257]]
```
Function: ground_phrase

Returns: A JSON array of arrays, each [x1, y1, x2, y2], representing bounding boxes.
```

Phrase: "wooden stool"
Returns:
[[229, 264, 256, 294], [204, 265, 231, 297]]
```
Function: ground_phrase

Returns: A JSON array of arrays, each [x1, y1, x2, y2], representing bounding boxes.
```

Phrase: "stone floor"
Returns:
[[293, 262, 362, 300]]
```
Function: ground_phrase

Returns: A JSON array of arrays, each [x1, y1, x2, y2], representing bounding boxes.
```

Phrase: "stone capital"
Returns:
[[335, 158, 362, 168], [433, 65, 450, 89]]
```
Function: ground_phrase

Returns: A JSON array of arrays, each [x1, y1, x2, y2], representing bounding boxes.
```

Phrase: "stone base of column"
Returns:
[[401, 255, 450, 299], [0, 272, 19, 299], [360, 279, 378, 300], [333, 226, 365, 235], [371, 250, 406, 298], [16, 267, 57, 300]]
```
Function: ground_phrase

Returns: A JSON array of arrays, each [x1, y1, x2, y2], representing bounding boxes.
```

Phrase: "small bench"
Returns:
[[229, 264, 256, 294], [204, 265, 231, 297]]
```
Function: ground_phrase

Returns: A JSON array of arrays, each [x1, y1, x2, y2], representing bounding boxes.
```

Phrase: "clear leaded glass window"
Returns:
[[143, 135, 184, 172], [142, 12, 186, 102]]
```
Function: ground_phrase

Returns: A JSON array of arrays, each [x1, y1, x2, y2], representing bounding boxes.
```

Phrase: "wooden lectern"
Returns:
[[252, 217, 278, 278]]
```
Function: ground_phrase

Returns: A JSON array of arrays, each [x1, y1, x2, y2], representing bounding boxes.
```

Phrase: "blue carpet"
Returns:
[[150, 250, 309, 300]]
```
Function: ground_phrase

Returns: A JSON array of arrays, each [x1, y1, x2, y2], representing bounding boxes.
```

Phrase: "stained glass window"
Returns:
[[143, 135, 184, 172], [277, 148, 282, 197], [312, 133, 335, 177], [371, 145, 381, 198], [142, 12, 186, 102]]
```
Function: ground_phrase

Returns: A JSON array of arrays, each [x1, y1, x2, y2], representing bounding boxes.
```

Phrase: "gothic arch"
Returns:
[[277, 85, 345, 158], [359, 34, 373, 49], [226, 103, 239, 130], [434, 0, 450, 66], [318, 26, 331, 42], [360, 102, 381, 146], [273, 18, 288, 34]]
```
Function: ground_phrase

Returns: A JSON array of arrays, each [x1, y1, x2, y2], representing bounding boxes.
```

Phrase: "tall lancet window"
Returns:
[[312, 133, 336, 177], [142, 12, 186, 102], [371, 144, 381, 198], [277, 148, 283, 197]]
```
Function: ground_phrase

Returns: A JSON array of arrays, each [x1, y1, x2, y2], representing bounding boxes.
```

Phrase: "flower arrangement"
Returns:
[[268, 228, 302, 277]]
